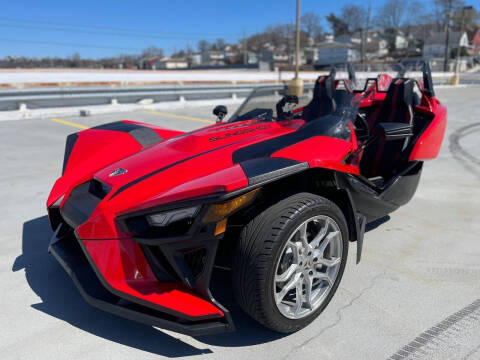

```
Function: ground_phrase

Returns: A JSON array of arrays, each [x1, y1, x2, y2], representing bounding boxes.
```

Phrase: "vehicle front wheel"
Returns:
[[232, 192, 348, 333]]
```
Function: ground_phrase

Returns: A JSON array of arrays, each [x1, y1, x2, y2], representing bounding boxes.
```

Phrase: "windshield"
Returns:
[[228, 81, 369, 142], [228, 84, 313, 123]]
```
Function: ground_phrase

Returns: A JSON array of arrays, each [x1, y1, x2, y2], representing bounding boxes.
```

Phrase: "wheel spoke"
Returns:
[[298, 222, 310, 249], [275, 263, 298, 282], [317, 230, 339, 254], [316, 256, 341, 267], [288, 241, 300, 262], [304, 275, 313, 309], [310, 219, 330, 248], [313, 271, 334, 287], [273, 215, 343, 320], [292, 280, 303, 316], [275, 272, 302, 304]]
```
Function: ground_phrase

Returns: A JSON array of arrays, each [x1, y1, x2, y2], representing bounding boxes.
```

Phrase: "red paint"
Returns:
[[409, 102, 447, 161], [272, 136, 360, 175], [47, 80, 447, 323], [81, 238, 224, 319]]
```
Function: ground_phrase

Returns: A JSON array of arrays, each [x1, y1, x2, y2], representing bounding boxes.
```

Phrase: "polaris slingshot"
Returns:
[[47, 64, 446, 335]]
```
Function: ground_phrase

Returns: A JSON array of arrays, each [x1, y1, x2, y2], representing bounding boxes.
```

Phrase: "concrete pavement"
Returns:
[[1, 88, 479, 359]]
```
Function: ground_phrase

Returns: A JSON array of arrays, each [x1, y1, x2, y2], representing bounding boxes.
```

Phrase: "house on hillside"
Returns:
[[335, 34, 361, 45], [423, 31, 469, 58], [315, 36, 360, 66], [201, 50, 226, 66], [364, 38, 389, 59], [143, 57, 188, 70], [258, 50, 289, 63], [468, 27, 480, 56]]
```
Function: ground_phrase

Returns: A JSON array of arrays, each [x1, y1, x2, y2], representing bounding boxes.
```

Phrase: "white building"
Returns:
[[201, 51, 226, 66], [423, 32, 469, 58], [315, 40, 360, 66], [154, 58, 188, 70]]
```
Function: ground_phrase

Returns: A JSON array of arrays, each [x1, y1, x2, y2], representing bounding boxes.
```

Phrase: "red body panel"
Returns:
[[272, 136, 359, 175], [409, 101, 447, 161], [47, 75, 447, 326], [81, 238, 223, 318]]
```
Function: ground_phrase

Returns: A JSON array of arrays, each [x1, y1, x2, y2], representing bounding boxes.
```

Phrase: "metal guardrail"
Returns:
[[0, 83, 283, 111], [0, 75, 478, 112]]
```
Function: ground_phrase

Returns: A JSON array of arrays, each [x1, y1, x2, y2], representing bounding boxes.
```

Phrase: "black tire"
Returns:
[[232, 192, 349, 333]]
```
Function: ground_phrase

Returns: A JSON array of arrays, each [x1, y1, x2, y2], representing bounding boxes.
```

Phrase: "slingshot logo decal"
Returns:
[[109, 168, 128, 177]]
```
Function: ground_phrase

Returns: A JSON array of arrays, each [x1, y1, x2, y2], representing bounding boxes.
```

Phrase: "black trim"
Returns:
[[239, 157, 309, 185], [335, 161, 423, 222], [232, 116, 350, 164], [109, 140, 245, 200], [48, 225, 234, 336], [129, 127, 163, 147], [91, 121, 162, 148], [62, 133, 78, 174], [60, 181, 102, 228]]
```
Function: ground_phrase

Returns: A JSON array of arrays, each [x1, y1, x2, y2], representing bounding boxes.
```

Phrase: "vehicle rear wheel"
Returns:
[[232, 192, 348, 333]]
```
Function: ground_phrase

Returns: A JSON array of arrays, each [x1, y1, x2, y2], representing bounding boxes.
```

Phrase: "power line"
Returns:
[[0, 38, 144, 51], [0, 16, 242, 38], [0, 22, 240, 40]]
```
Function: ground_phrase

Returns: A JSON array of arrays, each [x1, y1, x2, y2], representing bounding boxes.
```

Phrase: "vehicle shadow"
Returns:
[[365, 215, 391, 232], [13, 216, 283, 357]]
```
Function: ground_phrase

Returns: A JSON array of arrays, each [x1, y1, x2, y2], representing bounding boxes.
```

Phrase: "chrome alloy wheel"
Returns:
[[274, 215, 343, 319]]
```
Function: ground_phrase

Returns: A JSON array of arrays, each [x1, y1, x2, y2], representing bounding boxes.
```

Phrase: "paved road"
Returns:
[[1, 89, 479, 360]]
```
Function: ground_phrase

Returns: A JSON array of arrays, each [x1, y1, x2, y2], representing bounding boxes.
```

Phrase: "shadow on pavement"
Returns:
[[365, 215, 391, 232], [13, 216, 283, 357]]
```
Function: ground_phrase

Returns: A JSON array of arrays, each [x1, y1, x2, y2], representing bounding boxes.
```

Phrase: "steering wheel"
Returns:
[[276, 95, 299, 121]]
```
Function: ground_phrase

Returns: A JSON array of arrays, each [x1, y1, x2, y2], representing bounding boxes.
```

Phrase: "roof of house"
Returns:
[[316, 41, 356, 49], [424, 32, 468, 46]]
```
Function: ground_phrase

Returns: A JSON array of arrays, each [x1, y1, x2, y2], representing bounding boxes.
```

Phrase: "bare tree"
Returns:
[[141, 46, 163, 58], [431, 0, 467, 31], [215, 38, 226, 51], [451, 5, 479, 31], [197, 40, 210, 53], [376, 0, 408, 30], [301, 12, 323, 39], [340, 5, 368, 33]]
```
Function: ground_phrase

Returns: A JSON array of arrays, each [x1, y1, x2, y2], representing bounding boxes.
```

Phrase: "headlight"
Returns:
[[202, 188, 260, 223], [147, 206, 200, 227]]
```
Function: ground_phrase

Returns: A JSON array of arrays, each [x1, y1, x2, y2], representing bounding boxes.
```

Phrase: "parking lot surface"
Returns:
[[1, 88, 479, 359]]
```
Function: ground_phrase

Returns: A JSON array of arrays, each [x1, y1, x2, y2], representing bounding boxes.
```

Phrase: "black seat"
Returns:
[[361, 78, 415, 180], [302, 75, 336, 122]]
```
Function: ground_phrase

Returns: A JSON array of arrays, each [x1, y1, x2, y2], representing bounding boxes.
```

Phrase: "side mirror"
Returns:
[[373, 122, 413, 141], [213, 105, 228, 123]]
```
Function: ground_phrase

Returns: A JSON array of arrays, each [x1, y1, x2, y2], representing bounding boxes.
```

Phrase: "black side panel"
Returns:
[[336, 161, 423, 222], [92, 121, 162, 147], [239, 157, 309, 185], [60, 181, 102, 228], [380, 162, 423, 206], [62, 133, 78, 174], [335, 173, 398, 222]]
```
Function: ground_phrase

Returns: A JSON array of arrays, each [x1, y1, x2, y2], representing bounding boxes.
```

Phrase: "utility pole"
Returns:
[[243, 29, 247, 65], [361, 4, 371, 66], [295, 0, 301, 79], [455, 7, 466, 76], [443, 0, 453, 72], [360, 28, 364, 64], [289, 0, 303, 95]]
